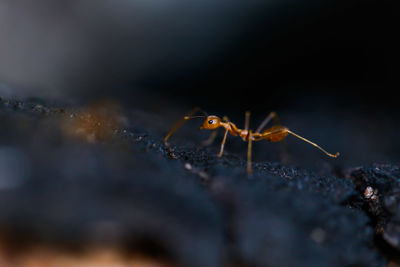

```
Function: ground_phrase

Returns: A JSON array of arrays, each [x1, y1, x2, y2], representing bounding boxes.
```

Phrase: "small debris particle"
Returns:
[[167, 148, 178, 160], [364, 186, 378, 200], [198, 171, 209, 181], [364, 187, 374, 199], [184, 163, 193, 171], [311, 228, 326, 244]]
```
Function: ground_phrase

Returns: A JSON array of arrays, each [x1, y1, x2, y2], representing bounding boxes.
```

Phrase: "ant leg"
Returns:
[[244, 111, 255, 173], [255, 111, 279, 133], [164, 107, 201, 145], [201, 129, 219, 146], [244, 111, 250, 131], [218, 127, 229, 157], [247, 130, 253, 174], [287, 130, 340, 158]]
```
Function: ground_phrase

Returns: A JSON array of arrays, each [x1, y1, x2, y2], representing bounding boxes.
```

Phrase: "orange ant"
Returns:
[[164, 107, 339, 174]]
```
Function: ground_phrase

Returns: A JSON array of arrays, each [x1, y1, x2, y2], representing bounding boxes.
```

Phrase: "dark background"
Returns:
[[0, 0, 397, 168]]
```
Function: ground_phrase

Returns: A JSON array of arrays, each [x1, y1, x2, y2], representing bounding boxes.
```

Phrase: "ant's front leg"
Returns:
[[218, 127, 229, 157], [202, 115, 230, 147], [216, 115, 233, 157]]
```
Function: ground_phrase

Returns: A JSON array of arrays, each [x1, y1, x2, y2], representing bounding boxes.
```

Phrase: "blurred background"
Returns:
[[0, 1, 398, 266], [0, 0, 397, 166]]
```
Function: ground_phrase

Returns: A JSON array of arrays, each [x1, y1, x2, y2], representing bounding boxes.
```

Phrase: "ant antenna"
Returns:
[[287, 130, 339, 158], [164, 107, 204, 145], [184, 116, 205, 120]]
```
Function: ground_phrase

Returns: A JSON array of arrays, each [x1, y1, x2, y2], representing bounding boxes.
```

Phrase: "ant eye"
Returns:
[[208, 120, 214, 124]]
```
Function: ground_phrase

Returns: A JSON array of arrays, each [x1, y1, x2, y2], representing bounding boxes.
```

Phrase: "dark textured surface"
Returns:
[[350, 165, 400, 256], [2, 96, 399, 266]]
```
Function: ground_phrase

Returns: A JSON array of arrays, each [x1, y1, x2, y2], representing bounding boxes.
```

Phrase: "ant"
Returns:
[[164, 107, 339, 174]]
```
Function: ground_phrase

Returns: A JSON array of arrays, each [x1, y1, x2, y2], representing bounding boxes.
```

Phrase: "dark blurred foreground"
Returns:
[[1, 97, 400, 266]]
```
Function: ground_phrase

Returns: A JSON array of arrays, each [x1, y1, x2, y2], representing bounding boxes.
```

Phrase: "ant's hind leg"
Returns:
[[287, 130, 339, 158], [255, 111, 279, 133]]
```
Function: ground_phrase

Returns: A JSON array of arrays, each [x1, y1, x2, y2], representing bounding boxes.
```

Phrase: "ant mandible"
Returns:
[[164, 107, 339, 174]]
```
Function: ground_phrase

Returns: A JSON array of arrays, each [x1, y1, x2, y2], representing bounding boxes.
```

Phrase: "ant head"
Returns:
[[200, 116, 221, 130]]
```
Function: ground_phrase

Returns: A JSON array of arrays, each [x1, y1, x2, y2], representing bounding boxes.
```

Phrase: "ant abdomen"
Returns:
[[261, 126, 289, 142]]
